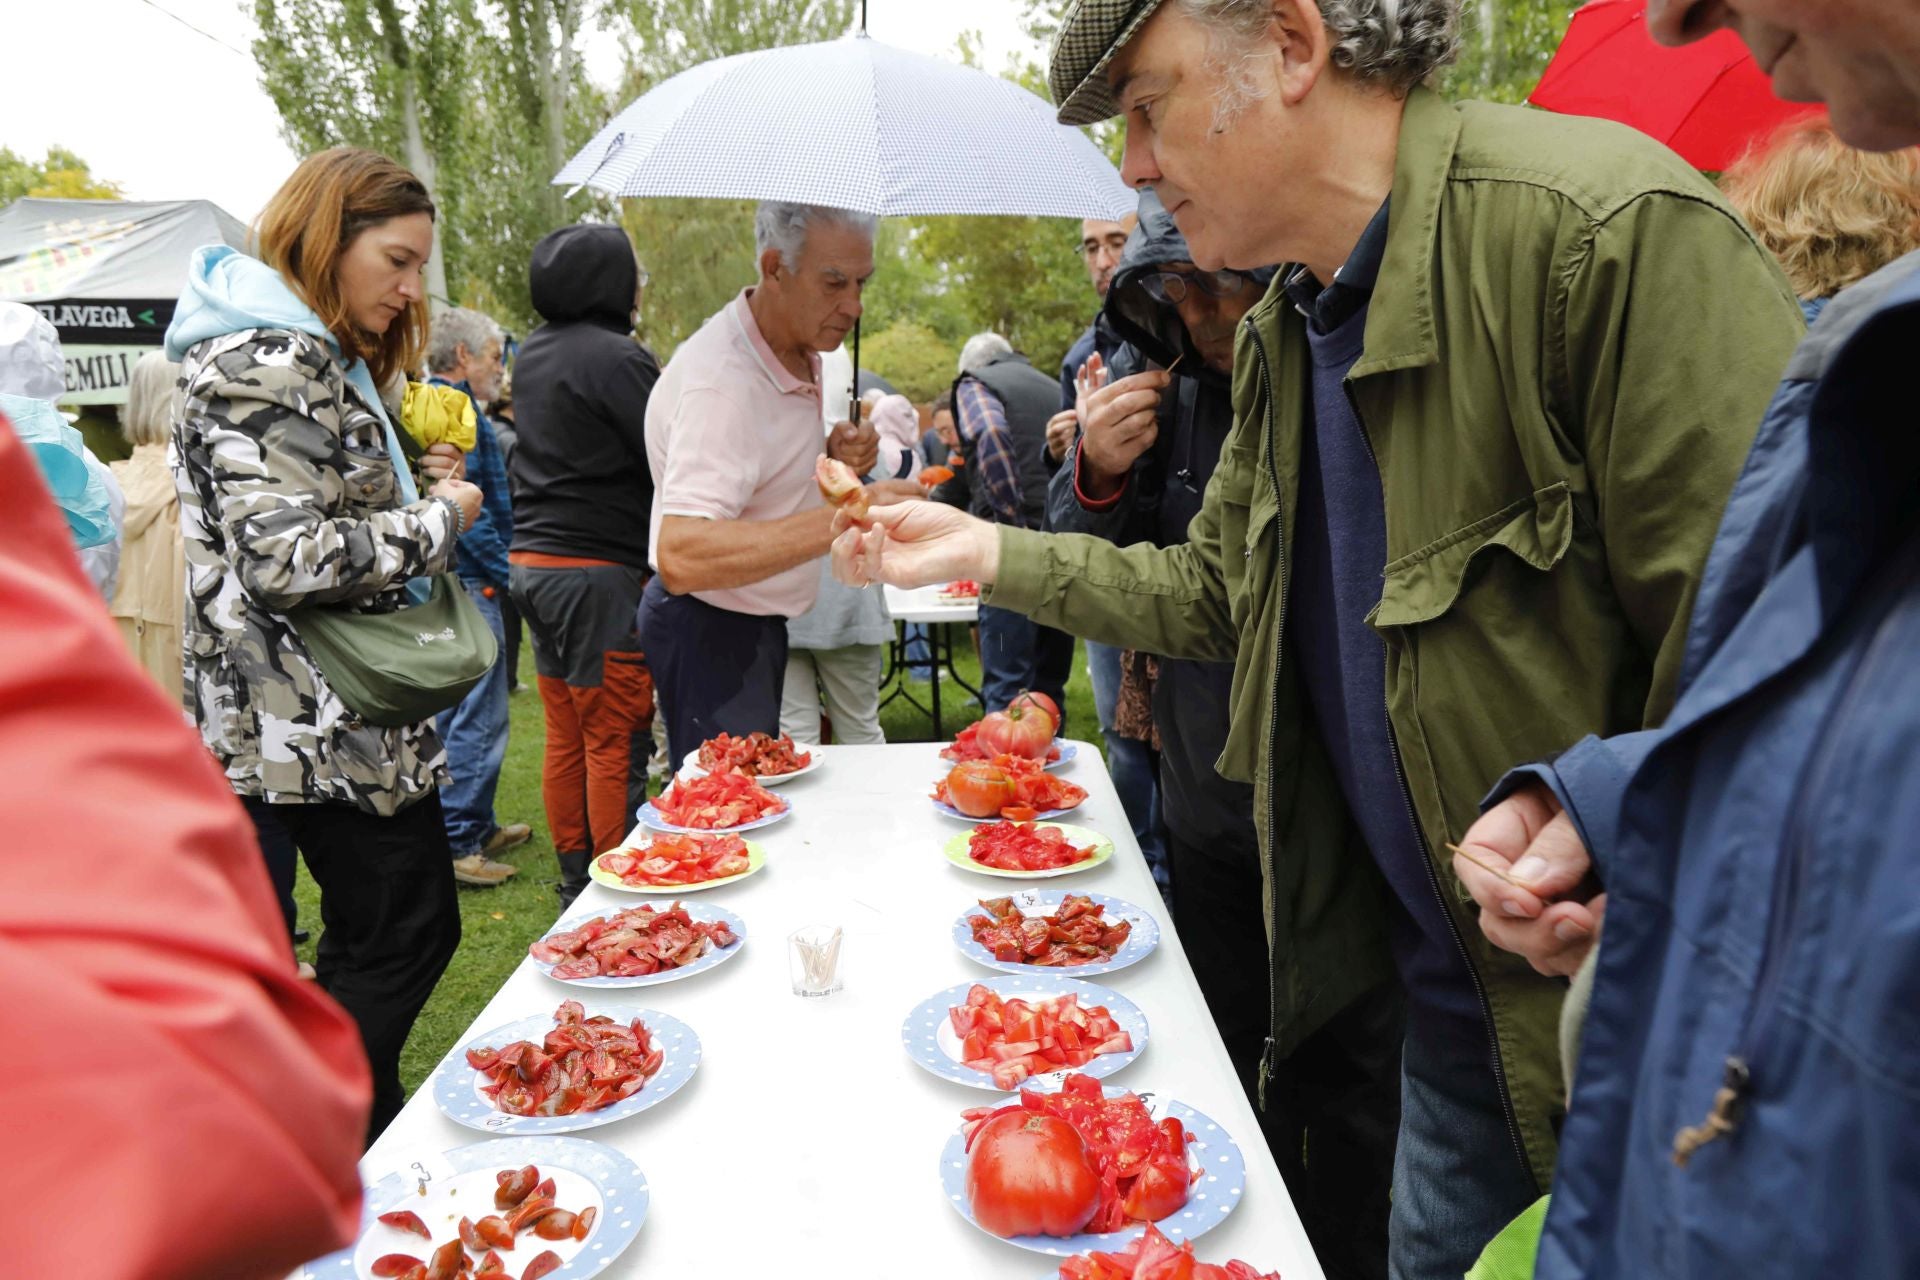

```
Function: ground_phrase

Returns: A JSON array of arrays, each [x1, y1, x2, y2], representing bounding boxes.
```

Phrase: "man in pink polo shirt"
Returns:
[[641, 201, 919, 770]]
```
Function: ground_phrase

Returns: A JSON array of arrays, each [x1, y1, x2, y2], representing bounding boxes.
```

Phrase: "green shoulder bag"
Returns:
[[290, 572, 498, 728]]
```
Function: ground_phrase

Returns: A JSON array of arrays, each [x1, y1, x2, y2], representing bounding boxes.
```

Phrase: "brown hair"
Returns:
[[253, 147, 436, 386], [1722, 120, 1920, 303]]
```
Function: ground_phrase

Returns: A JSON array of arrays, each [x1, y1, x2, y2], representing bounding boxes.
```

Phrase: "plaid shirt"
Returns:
[[954, 376, 1032, 528]]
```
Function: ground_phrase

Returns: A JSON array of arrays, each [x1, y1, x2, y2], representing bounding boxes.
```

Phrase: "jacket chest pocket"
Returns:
[[1370, 482, 1574, 630], [1216, 443, 1278, 632], [1368, 482, 1576, 838], [337, 409, 400, 512]]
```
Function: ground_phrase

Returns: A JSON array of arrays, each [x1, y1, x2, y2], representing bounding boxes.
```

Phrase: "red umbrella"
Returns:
[[1529, 0, 1824, 170]]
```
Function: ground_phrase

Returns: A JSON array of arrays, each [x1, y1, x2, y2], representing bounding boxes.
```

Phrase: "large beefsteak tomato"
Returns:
[[1008, 690, 1060, 732], [976, 707, 1054, 760], [945, 761, 1017, 818], [965, 1112, 1102, 1238]]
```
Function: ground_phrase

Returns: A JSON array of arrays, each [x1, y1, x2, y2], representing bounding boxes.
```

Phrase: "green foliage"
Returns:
[[622, 197, 759, 354], [0, 146, 125, 203], [860, 319, 959, 403], [1441, 0, 1584, 105]]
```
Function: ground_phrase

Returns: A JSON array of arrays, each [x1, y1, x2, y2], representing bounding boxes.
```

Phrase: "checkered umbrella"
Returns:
[[554, 32, 1134, 220]]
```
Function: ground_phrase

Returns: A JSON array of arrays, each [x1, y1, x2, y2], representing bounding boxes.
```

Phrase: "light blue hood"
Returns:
[[165, 244, 418, 507]]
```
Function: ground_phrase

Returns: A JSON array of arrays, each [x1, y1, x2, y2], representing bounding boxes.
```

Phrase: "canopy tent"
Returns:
[[0, 198, 249, 405]]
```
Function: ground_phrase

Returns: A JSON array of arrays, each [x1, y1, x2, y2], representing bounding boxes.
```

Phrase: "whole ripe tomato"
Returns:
[[976, 707, 1054, 760], [965, 1112, 1102, 1238], [946, 761, 1017, 818], [1008, 690, 1060, 732]]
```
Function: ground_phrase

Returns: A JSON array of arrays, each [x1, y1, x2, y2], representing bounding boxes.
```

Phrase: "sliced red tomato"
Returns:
[[967, 894, 1133, 967], [949, 987, 1132, 1089], [1055, 1224, 1281, 1280], [654, 772, 785, 829], [694, 731, 812, 777], [965, 822, 1099, 872]]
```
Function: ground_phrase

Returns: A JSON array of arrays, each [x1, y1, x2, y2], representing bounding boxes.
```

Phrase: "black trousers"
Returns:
[[1167, 827, 1405, 1280], [636, 577, 788, 772], [251, 792, 462, 1143], [245, 799, 301, 944]]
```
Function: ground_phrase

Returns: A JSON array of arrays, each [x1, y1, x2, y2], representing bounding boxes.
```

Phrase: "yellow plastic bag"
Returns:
[[399, 381, 477, 454]]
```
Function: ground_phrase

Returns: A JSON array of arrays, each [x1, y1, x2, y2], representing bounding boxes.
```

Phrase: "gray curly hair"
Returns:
[[427, 307, 503, 374], [1178, 0, 1460, 118], [754, 202, 880, 274]]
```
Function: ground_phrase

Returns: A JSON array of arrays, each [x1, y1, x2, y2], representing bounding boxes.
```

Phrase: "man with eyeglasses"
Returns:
[[1049, 190, 1406, 1280], [832, 3, 1807, 1274]]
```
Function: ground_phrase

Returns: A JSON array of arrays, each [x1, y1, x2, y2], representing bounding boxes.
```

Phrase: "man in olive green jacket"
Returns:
[[836, 2, 1803, 1276]]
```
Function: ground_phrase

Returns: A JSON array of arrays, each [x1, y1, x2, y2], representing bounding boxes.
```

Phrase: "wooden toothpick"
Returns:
[[1445, 842, 1520, 887]]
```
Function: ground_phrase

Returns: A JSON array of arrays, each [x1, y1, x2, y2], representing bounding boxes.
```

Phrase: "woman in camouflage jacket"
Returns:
[[163, 148, 484, 1139]]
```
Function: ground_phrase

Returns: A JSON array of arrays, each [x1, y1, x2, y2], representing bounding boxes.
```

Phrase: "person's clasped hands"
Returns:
[[1452, 782, 1605, 978]]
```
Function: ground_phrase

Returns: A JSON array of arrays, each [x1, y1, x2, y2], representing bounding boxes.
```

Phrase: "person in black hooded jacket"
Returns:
[[507, 224, 659, 905], [1047, 192, 1406, 1280]]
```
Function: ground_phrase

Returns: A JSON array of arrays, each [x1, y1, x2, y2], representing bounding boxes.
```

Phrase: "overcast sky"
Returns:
[[0, 0, 1040, 221]]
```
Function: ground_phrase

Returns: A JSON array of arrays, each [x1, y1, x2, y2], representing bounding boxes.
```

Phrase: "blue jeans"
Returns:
[[977, 603, 1072, 720], [1387, 1010, 1542, 1280], [903, 622, 933, 680], [436, 581, 510, 856], [1086, 640, 1169, 893]]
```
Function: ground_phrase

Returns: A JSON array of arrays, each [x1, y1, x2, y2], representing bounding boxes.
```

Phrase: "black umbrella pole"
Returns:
[[850, 314, 862, 423]]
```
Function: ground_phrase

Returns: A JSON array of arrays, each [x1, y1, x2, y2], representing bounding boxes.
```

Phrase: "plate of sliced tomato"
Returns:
[[590, 834, 768, 894], [901, 974, 1148, 1092], [298, 1135, 648, 1280], [954, 890, 1160, 976], [639, 771, 789, 833], [433, 999, 700, 1136], [942, 822, 1113, 878], [530, 897, 746, 988], [1048, 1225, 1281, 1280], [683, 732, 822, 784], [936, 1075, 1246, 1259]]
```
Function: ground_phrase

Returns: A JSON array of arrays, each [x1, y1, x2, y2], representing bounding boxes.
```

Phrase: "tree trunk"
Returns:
[[398, 75, 453, 307]]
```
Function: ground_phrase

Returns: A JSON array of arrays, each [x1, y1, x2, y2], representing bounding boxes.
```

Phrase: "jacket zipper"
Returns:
[[1246, 321, 1290, 1108], [1339, 378, 1536, 1186], [1675, 552, 1916, 1166]]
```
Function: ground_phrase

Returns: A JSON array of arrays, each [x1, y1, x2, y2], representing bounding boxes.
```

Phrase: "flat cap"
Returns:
[[1049, 0, 1170, 127]]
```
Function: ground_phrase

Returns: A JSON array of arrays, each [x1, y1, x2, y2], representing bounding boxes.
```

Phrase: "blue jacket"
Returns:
[[1521, 250, 1920, 1278], [428, 376, 512, 591]]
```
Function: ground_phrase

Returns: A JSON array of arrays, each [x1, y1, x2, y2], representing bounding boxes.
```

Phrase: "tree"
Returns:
[[1443, 0, 1582, 103], [0, 147, 125, 204], [861, 320, 959, 403], [253, 0, 625, 327]]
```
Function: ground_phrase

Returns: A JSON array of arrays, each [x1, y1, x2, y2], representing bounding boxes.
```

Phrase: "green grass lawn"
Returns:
[[292, 623, 1101, 1096]]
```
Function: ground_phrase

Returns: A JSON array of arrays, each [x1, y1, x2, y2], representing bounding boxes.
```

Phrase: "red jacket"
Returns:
[[0, 414, 370, 1277]]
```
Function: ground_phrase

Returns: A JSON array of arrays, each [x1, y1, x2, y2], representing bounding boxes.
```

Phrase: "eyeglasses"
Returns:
[[635, 266, 651, 289], [1139, 268, 1253, 305]]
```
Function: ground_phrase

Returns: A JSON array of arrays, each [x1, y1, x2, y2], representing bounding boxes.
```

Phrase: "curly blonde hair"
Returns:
[[1722, 120, 1920, 303]]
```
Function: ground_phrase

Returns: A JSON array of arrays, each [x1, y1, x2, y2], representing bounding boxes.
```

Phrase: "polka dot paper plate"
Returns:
[[298, 1135, 648, 1279], [952, 889, 1160, 977], [431, 1002, 700, 1135], [900, 973, 1147, 1091], [936, 1086, 1247, 1259], [531, 897, 746, 988]]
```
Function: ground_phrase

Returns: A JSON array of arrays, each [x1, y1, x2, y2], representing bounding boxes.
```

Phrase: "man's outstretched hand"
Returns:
[[831, 501, 1000, 590]]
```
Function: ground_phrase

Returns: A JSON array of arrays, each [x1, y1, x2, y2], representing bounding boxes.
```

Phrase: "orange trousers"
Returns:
[[536, 650, 654, 857]]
